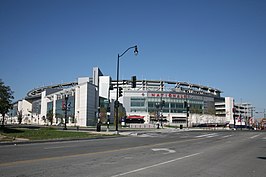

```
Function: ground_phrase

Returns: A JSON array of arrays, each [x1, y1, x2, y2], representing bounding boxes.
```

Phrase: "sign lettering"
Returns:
[[148, 93, 188, 99]]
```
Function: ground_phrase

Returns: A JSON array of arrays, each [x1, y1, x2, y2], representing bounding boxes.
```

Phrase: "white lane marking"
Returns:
[[222, 135, 233, 138], [111, 152, 202, 177], [250, 134, 260, 139], [196, 133, 218, 138], [152, 148, 176, 154]]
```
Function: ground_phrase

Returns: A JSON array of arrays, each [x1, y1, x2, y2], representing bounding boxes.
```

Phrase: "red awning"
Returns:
[[127, 115, 145, 119]]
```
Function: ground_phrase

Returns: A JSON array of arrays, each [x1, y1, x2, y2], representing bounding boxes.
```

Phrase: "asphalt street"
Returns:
[[0, 130, 265, 177]]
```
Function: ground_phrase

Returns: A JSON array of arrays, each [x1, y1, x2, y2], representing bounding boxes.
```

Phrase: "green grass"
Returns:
[[0, 127, 107, 141]]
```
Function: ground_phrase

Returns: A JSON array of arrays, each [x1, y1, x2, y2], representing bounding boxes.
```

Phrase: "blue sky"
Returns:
[[1, 0, 266, 116]]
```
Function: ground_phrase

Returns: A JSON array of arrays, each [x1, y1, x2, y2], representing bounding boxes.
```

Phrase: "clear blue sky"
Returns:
[[1, 0, 265, 116]]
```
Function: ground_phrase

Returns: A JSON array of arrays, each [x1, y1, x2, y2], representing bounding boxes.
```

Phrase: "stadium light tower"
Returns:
[[115, 45, 138, 134]]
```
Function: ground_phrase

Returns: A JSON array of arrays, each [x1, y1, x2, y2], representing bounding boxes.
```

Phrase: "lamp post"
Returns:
[[155, 102, 160, 129], [233, 107, 236, 129], [63, 94, 68, 130], [184, 101, 189, 128], [155, 100, 165, 129], [115, 45, 138, 134]]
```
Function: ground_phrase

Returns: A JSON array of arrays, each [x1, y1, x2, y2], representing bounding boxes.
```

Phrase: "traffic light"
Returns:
[[161, 100, 165, 107], [109, 84, 114, 90], [184, 101, 190, 111], [118, 87, 123, 97], [114, 100, 119, 108], [184, 101, 187, 108], [131, 76, 137, 88]]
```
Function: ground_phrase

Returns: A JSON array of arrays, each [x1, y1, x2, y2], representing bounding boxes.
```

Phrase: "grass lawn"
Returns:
[[0, 127, 109, 141]]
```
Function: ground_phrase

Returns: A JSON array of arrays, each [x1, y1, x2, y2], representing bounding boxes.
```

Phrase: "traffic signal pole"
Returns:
[[115, 55, 120, 134]]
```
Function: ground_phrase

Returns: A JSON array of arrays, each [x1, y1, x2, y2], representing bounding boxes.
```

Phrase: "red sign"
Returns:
[[62, 100, 66, 110], [148, 93, 187, 99], [127, 115, 145, 119]]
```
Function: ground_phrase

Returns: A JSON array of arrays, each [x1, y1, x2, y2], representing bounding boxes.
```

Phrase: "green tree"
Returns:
[[0, 79, 14, 127]]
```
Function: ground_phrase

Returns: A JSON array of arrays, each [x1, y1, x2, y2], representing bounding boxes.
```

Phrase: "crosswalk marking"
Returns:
[[196, 133, 218, 138], [222, 135, 233, 138], [250, 134, 260, 139]]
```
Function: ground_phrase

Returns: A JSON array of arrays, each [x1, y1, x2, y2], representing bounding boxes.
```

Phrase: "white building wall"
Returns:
[[17, 99, 33, 124], [76, 77, 90, 126], [78, 77, 90, 85], [75, 81, 98, 126], [225, 97, 234, 124], [41, 90, 48, 119], [10, 97, 45, 125], [75, 83, 88, 126], [99, 76, 111, 99], [93, 67, 103, 86], [53, 94, 57, 121], [17, 100, 31, 116], [75, 85, 81, 126]]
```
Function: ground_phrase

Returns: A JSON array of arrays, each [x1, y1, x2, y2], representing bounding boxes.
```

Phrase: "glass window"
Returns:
[[55, 95, 75, 123], [131, 97, 145, 107]]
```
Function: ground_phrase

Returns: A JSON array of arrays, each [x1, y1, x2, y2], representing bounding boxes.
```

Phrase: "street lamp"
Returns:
[[62, 94, 69, 130], [115, 45, 138, 134], [184, 101, 190, 128]]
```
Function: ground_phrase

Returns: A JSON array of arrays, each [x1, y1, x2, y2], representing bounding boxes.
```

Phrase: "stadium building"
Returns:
[[6, 67, 254, 128], [110, 79, 223, 127]]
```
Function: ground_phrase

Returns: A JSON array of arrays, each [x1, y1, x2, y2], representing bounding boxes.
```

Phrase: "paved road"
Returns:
[[0, 130, 265, 177]]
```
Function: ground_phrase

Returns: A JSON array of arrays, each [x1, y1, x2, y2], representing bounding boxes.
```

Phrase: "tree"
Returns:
[[0, 79, 14, 127], [190, 106, 203, 114], [17, 110, 23, 124], [204, 107, 216, 115], [46, 109, 53, 126], [99, 107, 107, 123]]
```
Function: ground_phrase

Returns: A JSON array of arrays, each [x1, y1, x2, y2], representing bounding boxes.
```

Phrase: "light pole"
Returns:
[[115, 45, 138, 134], [63, 94, 68, 130], [184, 101, 189, 128]]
